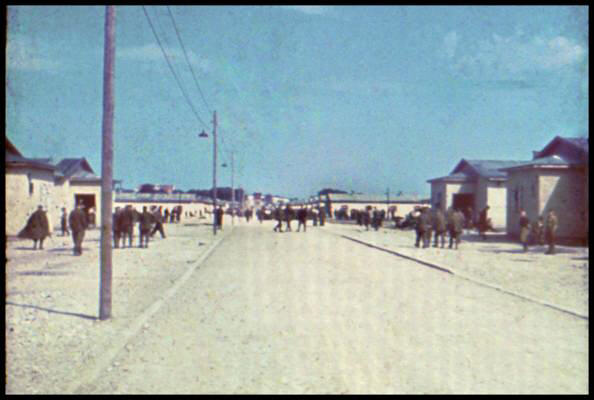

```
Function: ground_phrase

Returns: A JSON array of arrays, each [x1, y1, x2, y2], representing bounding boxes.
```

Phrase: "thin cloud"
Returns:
[[446, 31, 586, 81], [282, 6, 331, 15], [6, 33, 62, 72], [118, 43, 210, 72]]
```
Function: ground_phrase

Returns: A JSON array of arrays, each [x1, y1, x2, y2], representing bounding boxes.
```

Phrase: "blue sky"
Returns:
[[6, 6, 588, 199]]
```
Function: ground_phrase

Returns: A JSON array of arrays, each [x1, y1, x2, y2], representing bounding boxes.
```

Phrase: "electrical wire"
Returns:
[[166, 6, 212, 115], [141, 6, 209, 130]]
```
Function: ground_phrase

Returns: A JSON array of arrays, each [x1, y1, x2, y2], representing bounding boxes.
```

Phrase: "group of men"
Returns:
[[518, 209, 559, 254], [113, 205, 167, 249], [353, 207, 387, 231], [412, 205, 466, 250], [272, 205, 326, 233]]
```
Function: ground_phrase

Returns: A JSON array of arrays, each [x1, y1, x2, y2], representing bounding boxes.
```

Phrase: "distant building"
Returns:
[[316, 192, 429, 219], [54, 158, 102, 224], [5, 138, 57, 235], [427, 159, 529, 229], [499, 136, 588, 242]]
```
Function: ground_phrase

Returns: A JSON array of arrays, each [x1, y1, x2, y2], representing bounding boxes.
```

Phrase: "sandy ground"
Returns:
[[5, 218, 589, 394]]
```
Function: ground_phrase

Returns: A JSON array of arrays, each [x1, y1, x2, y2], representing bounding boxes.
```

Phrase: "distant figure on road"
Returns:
[[18, 205, 50, 250], [415, 207, 431, 248], [318, 207, 326, 226], [150, 206, 166, 239], [297, 206, 308, 232], [519, 209, 531, 252], [214, 206, 224, 231], [60, 207, 70, 236], [312, 207, 318, 226], [113, 206, 123, 248], [447, 207, 464, 250], [120, 205, 136, 248], [478, 205, 490, 240], [372, 207, 381, 231], [463, 206, 474, 233], [544, 210, 558, 255], [432, 206, 446, 248], [69, 202, 88, 256], [531, 216, 545, 246], [273, 207, 283, 232], [138, 206, 155, 248], [285, 205, 293, 232], [88, 207, 96, 229]]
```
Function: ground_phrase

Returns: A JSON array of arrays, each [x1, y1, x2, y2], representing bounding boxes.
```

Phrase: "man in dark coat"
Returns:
[[214, 206, 224, 231], [18, 205, 50, 250], [544, 210, 558, 255], [138, 206, 155, 248], [69, 202, 88, 255], [318, 207, 326, 226], [273, 207, 283, 232], [297, 206, 308, 232], [432, 207, 447, 248], [163, 208, 170, 224], [120, 205, 136, 248], [415, 207, 431, 248], [372, 207, 381, 231], [285, 205, 293, 232], [150, 206, 166, 239], [447, 207, 464, 250], [519, 209, 531, 252], [113, 206, 123, 248], [362, 207, 371, 231]]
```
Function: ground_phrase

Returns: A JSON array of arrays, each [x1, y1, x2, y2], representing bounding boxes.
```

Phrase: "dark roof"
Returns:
[[499, 155, 582, 172], [5, 143, 56, 172], [427, 172, 469, 183], [453, 159, 530, 179], [534, 136, 588, 164], [5, 138, 22, 157], [55, 158, 99, 180]]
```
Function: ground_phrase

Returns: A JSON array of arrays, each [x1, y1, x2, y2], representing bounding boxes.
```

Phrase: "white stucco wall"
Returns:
[[5, 168, 56, 236], [539, 169, 587, 239]]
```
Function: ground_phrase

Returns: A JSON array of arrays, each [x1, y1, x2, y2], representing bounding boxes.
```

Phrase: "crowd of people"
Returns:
[[17, 203, 176, 255], [15, 201, 561, 256]]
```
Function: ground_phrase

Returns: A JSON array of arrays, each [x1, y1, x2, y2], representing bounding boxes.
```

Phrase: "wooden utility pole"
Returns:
[[99, 5, 115, 321], [212, 111, 217, 235], [231, 151, 234, 226]]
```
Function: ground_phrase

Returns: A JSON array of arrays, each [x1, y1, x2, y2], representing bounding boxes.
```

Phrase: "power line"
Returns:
[[141, 6, 209, 130], [166, 6, 212, 115]]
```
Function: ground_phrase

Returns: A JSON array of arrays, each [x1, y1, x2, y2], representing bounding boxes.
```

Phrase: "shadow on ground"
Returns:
[[6, 301, 97, 320]]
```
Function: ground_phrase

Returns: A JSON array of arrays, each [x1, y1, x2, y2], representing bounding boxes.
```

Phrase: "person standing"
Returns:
[[285, 205, 293, 232], [478, 205, 490, 240], [544, 210, 558, 255], [88, 207, 96, 228], [113, 206, 123, 248], [447, 207, 463, 250], [432, 206, 447, 248], [214, 206, 224, 231], [60, 207, 70, 236], [18, 205, 50, 250], [163, 208, 170, 224], [120, 205, 136, 248], [519, 209, 531, 252], [138, 206, 155, 248], [273, 206, 283, 232], [372, 207, 381, 231], [297, 206, 308, 232], [69, 202, 88, 255], [415, 207, 431, 248], [319, 207, 326, 226], [150, 206, 166, 239], [531, 216, 545, 246]]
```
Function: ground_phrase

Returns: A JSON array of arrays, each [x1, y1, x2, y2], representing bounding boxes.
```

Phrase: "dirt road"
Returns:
[[80, 222, 588, 394]]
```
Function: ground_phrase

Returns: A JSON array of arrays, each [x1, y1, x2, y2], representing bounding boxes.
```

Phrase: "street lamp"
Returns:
[[198, 111, 217, 235]]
